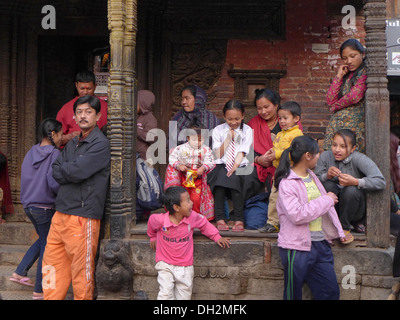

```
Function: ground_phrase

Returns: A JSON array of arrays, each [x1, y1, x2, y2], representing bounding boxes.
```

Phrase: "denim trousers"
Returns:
[[15, 207, 55, 293]]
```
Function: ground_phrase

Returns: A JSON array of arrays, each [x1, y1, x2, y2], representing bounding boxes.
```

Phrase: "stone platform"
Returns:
[[97, 221, 396, 300]]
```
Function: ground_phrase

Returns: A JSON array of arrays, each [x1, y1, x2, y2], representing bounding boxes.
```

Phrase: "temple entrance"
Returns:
[[36, 35, 109, 135]]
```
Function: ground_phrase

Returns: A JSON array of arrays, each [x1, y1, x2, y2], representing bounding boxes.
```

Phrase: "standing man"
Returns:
[[56, 70, 108, 146], [43, 95, 110, 300]]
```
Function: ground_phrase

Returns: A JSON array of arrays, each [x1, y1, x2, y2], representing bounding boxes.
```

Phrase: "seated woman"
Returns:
[[314, 129, 386, 238], [169, 85, 219, 148]]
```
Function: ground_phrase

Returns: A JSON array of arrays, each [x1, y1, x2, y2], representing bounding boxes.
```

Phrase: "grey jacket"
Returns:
[[52, 126, 110, 219], [314, 150, 386, 191]]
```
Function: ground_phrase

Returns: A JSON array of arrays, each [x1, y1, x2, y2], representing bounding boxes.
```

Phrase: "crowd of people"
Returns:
[[1, 38, 398, 301]]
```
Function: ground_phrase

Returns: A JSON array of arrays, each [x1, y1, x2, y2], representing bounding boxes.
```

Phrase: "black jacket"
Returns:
[[52, 126, 110, 220]]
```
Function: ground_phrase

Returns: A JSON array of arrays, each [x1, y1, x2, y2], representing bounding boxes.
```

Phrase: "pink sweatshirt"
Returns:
[[147, 211, 222, 266], [276, 169, 345, 251]]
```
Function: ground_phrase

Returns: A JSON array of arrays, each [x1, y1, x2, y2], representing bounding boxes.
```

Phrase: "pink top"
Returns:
[[276, 169, 345, 251], [147, 211, 222, 266], [326, 74, 367, 113]]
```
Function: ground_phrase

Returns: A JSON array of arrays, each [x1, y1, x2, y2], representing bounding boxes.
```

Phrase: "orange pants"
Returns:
[[42, 211, 100, 300]]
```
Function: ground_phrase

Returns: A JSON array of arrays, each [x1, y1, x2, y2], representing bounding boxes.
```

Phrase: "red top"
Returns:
[[56, 96, 108, 135], [326, 74, 367, 113]]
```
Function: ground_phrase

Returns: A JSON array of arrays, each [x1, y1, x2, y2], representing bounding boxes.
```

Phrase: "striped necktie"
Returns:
[[225, 138, 236, 172]]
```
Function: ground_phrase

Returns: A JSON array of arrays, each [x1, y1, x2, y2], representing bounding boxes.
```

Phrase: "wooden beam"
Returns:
[[364, 0, 391, 248]]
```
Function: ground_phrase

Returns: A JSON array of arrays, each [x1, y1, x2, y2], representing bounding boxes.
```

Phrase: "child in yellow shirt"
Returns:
[[259, 101, 303, 233]]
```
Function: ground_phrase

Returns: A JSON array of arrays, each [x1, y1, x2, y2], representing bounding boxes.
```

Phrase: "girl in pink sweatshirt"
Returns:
[[147, 186, 230, 300], [274, 136, 351, 300]]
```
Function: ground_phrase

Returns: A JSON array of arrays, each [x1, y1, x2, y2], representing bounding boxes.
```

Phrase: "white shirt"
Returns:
[[211, 122, 253, 167]]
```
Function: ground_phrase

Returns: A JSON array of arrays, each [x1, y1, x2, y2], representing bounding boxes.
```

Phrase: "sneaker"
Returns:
[[258, 223, 279, 233]]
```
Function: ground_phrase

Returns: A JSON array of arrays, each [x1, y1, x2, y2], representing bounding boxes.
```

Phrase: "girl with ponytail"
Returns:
[[274, 136, 352, 300], [10, 118, 63, 300]]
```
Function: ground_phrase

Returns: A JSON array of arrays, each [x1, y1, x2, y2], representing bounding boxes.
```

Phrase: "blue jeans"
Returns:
[[279, 240, 340, 300], [15, 207, 55, 293]]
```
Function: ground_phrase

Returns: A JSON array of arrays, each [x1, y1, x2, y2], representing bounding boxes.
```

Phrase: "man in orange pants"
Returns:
[[42, 95, 110, 300]]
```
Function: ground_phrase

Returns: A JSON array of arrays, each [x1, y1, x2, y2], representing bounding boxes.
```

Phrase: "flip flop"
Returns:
[[340, 230, 354, 245], [216, 220, 229, 231], [32, 292, 44, 300], [9, 276, 34, 287], [232, 221, 244, 232]]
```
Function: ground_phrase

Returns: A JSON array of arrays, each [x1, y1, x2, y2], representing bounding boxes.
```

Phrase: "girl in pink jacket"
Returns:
[[274, 136, 351, 300]]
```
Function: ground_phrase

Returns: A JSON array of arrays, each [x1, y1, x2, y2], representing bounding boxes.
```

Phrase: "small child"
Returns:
[[147, 186, 231, 300], [259, 101, 303, 233], [207, 100, 254, 232], [168, 125, 215, 219], [275, 136, 351, 300]]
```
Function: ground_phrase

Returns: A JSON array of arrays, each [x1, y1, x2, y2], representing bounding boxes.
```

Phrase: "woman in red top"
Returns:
[[323, 39, 367, 153]]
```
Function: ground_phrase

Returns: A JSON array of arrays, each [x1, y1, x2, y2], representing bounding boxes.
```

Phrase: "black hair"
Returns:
[[333, 129, 356, 149], [162, 186, 188, 214], [181, 85, 196, 97], [338, 39, 366, 98], [39, 118, 63, 147], [73, 95, 101, 114], [340, 39, 366, 57], [76, 70, 96, 84], [223, 99, 245, 130], [254, 89, 281, 107], [277, 101, 302, 119], [274, 136, 320, 190]]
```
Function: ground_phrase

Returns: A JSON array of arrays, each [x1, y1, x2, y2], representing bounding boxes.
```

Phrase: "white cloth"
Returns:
[[155, 261, 194, 300], [211, 122, 253, 167]]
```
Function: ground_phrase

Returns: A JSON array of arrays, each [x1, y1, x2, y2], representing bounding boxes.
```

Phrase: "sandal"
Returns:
[[354, 224, 365, 233], [9, 275, 34, 287], [33, 292, 44, 300], [232, 221, 244, 232], [340, 230, 354, 245], [216, 220, 229, 231]]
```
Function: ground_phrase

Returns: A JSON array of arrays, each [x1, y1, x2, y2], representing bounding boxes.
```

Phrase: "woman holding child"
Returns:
[[165, 85, 219, 219], [248, 89, 282, 192]]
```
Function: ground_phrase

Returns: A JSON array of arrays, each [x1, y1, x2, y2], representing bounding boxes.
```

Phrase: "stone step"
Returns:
[[0, 265, 37, 292], [2, 210, 29, 223], [0, 244, 37, 267], [0, 290, 36, 300], [0, 222, 38, 246]]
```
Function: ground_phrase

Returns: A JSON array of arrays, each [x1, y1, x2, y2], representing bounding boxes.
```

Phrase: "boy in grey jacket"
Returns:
[[43, 95, 110, 300], [315, 129, 385, 234]]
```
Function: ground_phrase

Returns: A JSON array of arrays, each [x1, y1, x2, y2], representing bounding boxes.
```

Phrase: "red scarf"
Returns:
[[247, 115, 276, 183]]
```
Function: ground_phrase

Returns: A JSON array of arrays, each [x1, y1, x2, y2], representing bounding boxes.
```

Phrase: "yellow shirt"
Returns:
[[272, 125, 303, 168], [301, 174, 322, 232]]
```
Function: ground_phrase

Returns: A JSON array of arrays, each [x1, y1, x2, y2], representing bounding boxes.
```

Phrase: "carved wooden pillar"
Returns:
[[364, 0, 391, 248], [107, 0, 138, 239]]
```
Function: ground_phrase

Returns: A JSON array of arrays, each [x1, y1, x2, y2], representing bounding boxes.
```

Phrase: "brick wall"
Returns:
[[208, 0, 366, 141]]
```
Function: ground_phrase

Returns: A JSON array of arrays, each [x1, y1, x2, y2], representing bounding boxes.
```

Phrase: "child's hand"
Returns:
[[196, 166, 206, 177], [338, 173, 358, 187], [326, 192, 338, 204], [265, 149, 275, 161], [150, 241, 156, 250], [177, 164, 188, 172], [217, 237, 231, 248], [226, 162, 241, 177], [327, 166, 341, 179]]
